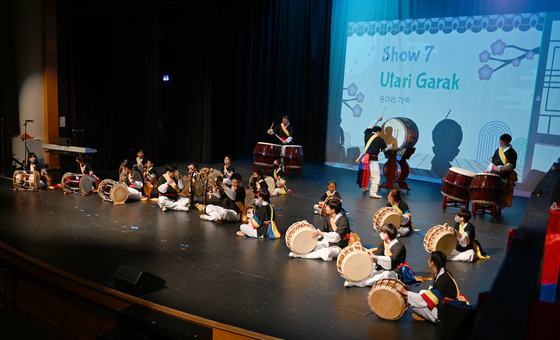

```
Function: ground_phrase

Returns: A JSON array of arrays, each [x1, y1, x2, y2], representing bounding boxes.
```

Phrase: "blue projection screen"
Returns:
[[326, 12, 560, 196]]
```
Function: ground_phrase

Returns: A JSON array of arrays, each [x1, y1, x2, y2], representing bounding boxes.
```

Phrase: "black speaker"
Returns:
[[114, 265, 165, 296]]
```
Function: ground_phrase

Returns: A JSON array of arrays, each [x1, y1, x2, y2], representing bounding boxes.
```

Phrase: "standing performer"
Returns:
[[485, 134, 518, 209], [386, 189, 413, 237], [236, 190, 281, 239], [357, 117, 396, 198], [446, 208, 489, 262], [396, 251, 460, 323], [289, 198, 350, 261], [271, 159, 289, 196], [76, 155, 99, 193], [136, 149, 146, 172], [201, 173, 245, 223], [344, 223, 406, 287], [222, 155, 235, 186], [122, 160, 144, 201], [267, 116, 293, 144], [157, 163, 189, 212]]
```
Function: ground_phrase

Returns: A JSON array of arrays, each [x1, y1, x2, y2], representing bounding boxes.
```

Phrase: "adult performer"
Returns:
[[157, 163, 189, 211], [357, 117, 397, 198], [267, 116, 293, 144], [485, 134, 518, 208], [200, 173, 245, 223]]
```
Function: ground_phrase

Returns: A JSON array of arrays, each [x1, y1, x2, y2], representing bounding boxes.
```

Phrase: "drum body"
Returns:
[[283, 145, 304, 168], [441, 167, 475, 201], [285, 221, 317, 254], [253, 142, 281, 166], [98, 179, 116, 201], [337, 242, 374, 282], [380, 117, 419, 150], [320, 196, 335, 217], [367, 278, 409, 321], [182, 176, 204, 197], [373, 207, 402, 231], [13, 170, 41, 190], [61, 172, 93, 194], [110, 183, 130, 204], [469, 173, 501, 204], [264, 177, 276, 191], [423, 225, 457, 256]]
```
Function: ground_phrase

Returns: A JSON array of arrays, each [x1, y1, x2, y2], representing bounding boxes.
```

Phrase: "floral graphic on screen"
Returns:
[[343, 83, 365, 117], [477, 39, 540, 80]]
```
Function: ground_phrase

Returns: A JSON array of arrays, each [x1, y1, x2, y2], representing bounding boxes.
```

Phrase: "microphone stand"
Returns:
[[23, 120, 31, 169], [1, 118, 5, 176]]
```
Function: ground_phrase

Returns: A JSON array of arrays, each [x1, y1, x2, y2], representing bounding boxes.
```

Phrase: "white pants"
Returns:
[[240, 223, 261, 238], [409, 290, 440, 324], [128, 188, 142, 201], [345, 269, 398, 287], [369, 161, 380, 195], [448, 249, 476, 262], [291, 239, 341, 261], [202, 205, 240, 222], [271, 187, 282, 196], [396, 226, 411, 237], [313, 204, 321, 214], [157, 196, 190, 211]]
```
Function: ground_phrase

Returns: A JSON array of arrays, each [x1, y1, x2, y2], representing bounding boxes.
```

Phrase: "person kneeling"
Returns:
[[237, 190, 281, 239], [345, 223, 405, 287], [290, 198, 350, 261]]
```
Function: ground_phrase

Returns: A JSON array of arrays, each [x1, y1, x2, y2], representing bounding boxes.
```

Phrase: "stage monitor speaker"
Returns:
[[114, 264, 165, 296]]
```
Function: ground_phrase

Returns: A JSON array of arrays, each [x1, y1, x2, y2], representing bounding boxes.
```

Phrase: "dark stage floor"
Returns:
[[0, 160, 528, 339]]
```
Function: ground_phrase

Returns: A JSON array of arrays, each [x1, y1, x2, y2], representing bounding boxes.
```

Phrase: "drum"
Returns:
[[264, 176, 276, 192], [380, 117, 419, 150], [336, 242, 374, 282], [98, 179, 116, 201], [110, 183, 130, 204], [469, 173, 501, 204], [285, 220, 317, 255], [253, 142, 281, 166], [241, 189, 255, 223], [12, 170, 41, 190], [367, 278, 409, 321], [61, 172, 93, 194], [423, 225, 457, 256], [283, 145, 304, 168], [319, 196, 335, 217], [182, 176, 204, 197], [441, 167, 475, 201], [373, 207, 402, 231], [207, 169, 223, 188]]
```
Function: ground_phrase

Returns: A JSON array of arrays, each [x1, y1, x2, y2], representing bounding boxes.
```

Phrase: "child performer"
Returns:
[[386, 189, 413, 237], [122, 160, 144, 201], [222, 155, 235, 186], [236, 190, 281, 239], [142, 160, 158, 199], [314, 181, 341, 215], [136, 149, 146, 172], [446, 208, 489, 262], [157, 164, 189, 211], [76, 155, 99, 194], [396, 251, 461, 324], [25, 153, 52, 189], [271, 159, 289, 196]]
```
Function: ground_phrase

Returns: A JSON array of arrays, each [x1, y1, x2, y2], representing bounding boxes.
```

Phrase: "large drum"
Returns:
[[98, 179, 115, 201], [336, 242, 374, 282], [285, 221, 317, 255], [373, 207, 402, 231], [441, 167, 475, 201], [282, 145, 304, 168], [110, 183, 130, 205], [181, 176, 204, 197], [469, 173, 501, 204], [13, 170, 41, 191], [61, 172, 93, 194], [423, 225, 457, 256], [253, 142, 281, 166], [380, 117, 419, 150], [367, 278, 410, 321]]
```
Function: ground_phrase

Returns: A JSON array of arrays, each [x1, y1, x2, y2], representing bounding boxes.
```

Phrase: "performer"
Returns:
[[121, 160, 144, 201], [185, 163, 202, 204], [357, 117, 397, 198], [386, 189, 413, 237], [396, 251, 460, 323], [25, 153, 51, 189], [76, 155, 99, 193], [267, 116, 293, 144], [250, 170, 268, 207], [201, 173, 245, 223], [236, 190, 281, 239], [222, 155, 235, 186], [446, 209, 489, 262], [314, 181, 341, 215], [289, 198, 350, 261], [486, 134, 518, 208], [157, 163, 189, 212], [271, 159, 289, 196], [142, 160, 158, 200], [136, 149, 146, 172], [344, 223, 406, 287]]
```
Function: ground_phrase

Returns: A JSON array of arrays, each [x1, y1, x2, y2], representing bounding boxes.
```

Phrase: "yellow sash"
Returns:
[[163, 173, 180, 192], [458, 222, 470, 244], [281, 123, 290, 137], [391, 202, 418, 231], [498, 147, 508, 165], [330, 215, 337, 231], [356, 135, 378, 162], [384, 240, 392, 256], [136, 157, 144, 168]]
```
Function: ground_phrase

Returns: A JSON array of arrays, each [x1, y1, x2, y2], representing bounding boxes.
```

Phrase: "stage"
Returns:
[[0, 160, 528, 339]]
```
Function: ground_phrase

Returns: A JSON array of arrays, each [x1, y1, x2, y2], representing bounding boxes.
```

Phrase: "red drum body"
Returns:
[[469, 173, 500, 204], [253, 142, 281, 166], [283, 145, 304, 168], [441, 167, 475, 201]]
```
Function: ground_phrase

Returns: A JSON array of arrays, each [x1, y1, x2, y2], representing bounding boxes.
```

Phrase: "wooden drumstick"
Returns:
[[275, 134, 283, 142], [269, 122, 274, 132], [381, 107, 386, 118], [475, 163, 485, 172]]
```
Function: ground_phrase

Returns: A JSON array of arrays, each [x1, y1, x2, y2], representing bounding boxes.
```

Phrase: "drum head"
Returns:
[[244, 188, 255, 208], [381, 119, 407, 149], [367, 281, 407, 321], [320, 196, 334, 217], [435, 233, 458, 256], [80, 174, 93, 194], [449, 167, 475, 177], [264, 177, 276, 191], [199, 168, 210, 181], [208, 170, 223, 187], [342, 251, 374, 282], [98, 179, 115, 201], [291, 229, 317, 254], [13, 170, 23, 189], [192, 180, 203, 197], [110, 183, 129, 204], [61, 172, 74, 193], [383, 213, 402, 230], [31, 171, 41, 190]]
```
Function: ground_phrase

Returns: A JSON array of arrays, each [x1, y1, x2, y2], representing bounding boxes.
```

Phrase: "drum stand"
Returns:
[[380, 151, 401, 191], [442, 195, 470, 212], [396, 147, 415, 192], [472, 201, 503, 221]]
